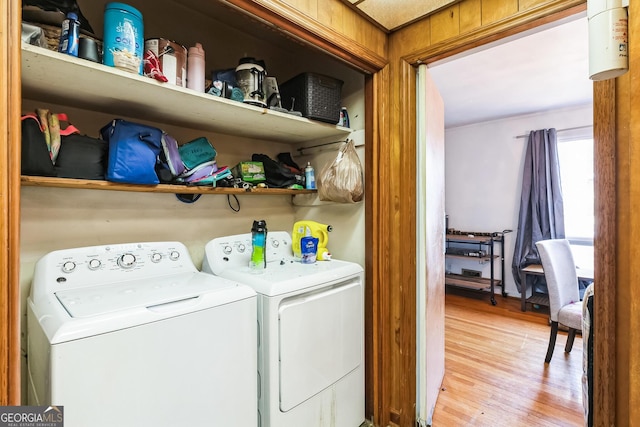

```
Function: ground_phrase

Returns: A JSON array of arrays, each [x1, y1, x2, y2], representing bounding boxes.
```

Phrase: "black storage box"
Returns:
[[279, 72, 343, 124]]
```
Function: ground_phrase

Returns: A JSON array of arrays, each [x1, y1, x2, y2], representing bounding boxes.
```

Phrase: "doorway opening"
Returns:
[[423, 11, 593, 423]]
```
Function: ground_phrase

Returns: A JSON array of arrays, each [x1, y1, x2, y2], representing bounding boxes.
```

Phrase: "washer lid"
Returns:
[[55, 271, 239, 318], [214, 258, 363, 296]]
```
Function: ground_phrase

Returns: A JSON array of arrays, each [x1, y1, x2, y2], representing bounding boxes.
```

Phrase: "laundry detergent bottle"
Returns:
[[292, 220, 332, 261], [250, 220, 267, 272]]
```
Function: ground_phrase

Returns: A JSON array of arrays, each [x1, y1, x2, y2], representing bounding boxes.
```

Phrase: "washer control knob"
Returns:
[[237, 244, 246, 253], [118, 253, 136, 269], [88, 259, 101, 270], [62, 261, 76, 273], [169, 251, 180, 261], [271, 239, 280, 248], [223, 246, 232, 255], [151, 253, 163, 263]]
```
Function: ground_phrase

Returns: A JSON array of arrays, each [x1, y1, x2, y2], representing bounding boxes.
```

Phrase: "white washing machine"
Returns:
[[27, 241, 257, 427], [202, 231, 364, 427]]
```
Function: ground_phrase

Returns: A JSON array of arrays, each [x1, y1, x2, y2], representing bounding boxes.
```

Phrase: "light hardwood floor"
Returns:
[[430, 290, 584, 426]]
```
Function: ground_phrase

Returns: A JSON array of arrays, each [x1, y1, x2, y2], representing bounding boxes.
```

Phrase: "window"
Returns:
[[557, 135, 594, 244]]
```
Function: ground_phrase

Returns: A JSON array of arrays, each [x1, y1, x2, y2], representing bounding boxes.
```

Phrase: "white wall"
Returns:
[[444, 104, 593, 297]]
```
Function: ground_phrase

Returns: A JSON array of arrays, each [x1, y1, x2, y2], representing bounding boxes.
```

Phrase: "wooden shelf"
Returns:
[[445, 253, 498, 262], [21, 176, 316, 195], [446, 234, 496, 244], [445, 273, 501, 291], [525, 293, 550, 307], [21, 43, 352, 143]]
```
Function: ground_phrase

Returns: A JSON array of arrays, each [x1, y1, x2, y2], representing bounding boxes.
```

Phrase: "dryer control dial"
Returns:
[[61, 261, 76, 273], [117, 253, 136, 269], [88, 259, 101, 270]]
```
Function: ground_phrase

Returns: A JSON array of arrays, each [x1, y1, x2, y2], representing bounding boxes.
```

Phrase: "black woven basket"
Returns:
[[279, 72, 343, 124]]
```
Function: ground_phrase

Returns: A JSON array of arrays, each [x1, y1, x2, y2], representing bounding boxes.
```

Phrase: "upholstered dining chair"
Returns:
[[535, 239, 582, 363]]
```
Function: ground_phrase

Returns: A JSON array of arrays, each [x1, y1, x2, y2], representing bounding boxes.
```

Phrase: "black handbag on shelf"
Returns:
[[21, 110, 108, 180], [21, 113, 57, 177], [54, 133, 108, 180]]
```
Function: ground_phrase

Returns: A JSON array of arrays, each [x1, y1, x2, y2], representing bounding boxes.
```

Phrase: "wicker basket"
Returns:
[[279, 72, 343, 124]]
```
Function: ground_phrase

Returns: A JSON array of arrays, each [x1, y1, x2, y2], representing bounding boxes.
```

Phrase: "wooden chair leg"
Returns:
[[545, 321, 559, 363], [565, 328, 577, 353]]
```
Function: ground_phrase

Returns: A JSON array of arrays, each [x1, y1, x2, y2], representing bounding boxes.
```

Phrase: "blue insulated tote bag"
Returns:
[[100, 119, 163, 184]]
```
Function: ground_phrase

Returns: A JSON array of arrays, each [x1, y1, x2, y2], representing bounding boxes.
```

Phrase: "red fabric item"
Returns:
[[144, 50, 169, 83]]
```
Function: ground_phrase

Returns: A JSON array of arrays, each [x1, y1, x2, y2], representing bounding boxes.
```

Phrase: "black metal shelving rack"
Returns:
[[445, 229, 512, 305]]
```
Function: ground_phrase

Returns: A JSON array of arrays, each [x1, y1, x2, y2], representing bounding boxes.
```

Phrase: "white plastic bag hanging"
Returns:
[[317, 139, 364, 203]]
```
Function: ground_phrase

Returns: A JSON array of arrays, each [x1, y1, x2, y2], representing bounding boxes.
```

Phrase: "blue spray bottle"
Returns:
[[58, 12, 80, 57]]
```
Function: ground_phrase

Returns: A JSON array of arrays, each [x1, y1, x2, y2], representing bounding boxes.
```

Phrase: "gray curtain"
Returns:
[[512, 128, 565, 292]]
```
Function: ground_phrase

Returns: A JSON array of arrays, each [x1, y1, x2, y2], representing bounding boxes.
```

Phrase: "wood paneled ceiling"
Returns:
[[343, 0, 458, 31]]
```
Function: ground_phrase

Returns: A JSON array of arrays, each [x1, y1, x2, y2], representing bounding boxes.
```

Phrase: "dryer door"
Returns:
[[278, 277, 363, 411]]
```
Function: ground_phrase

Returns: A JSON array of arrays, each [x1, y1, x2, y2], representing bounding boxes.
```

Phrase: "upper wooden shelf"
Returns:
[[20, 43, 352, 144]]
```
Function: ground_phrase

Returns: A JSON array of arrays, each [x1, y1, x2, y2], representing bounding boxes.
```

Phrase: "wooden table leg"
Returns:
[[521, 270, 527, 312]]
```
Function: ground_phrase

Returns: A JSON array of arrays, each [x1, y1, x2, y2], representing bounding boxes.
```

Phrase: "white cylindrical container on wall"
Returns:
[[588, 0, 628, 80], [187, 43, 205, 92]]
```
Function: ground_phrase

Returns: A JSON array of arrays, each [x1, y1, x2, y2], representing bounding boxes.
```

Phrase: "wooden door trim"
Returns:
[[395, 58, 418, 427], [373, 53, 419, 427], [366, 66, 389, 424], [593, 79, 616, 427], [1, 0, 22, 405]]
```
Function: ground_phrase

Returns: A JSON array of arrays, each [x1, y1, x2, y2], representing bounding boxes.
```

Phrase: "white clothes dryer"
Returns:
[[27, 241, 257, 427], [202, 231, 364, 427]]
